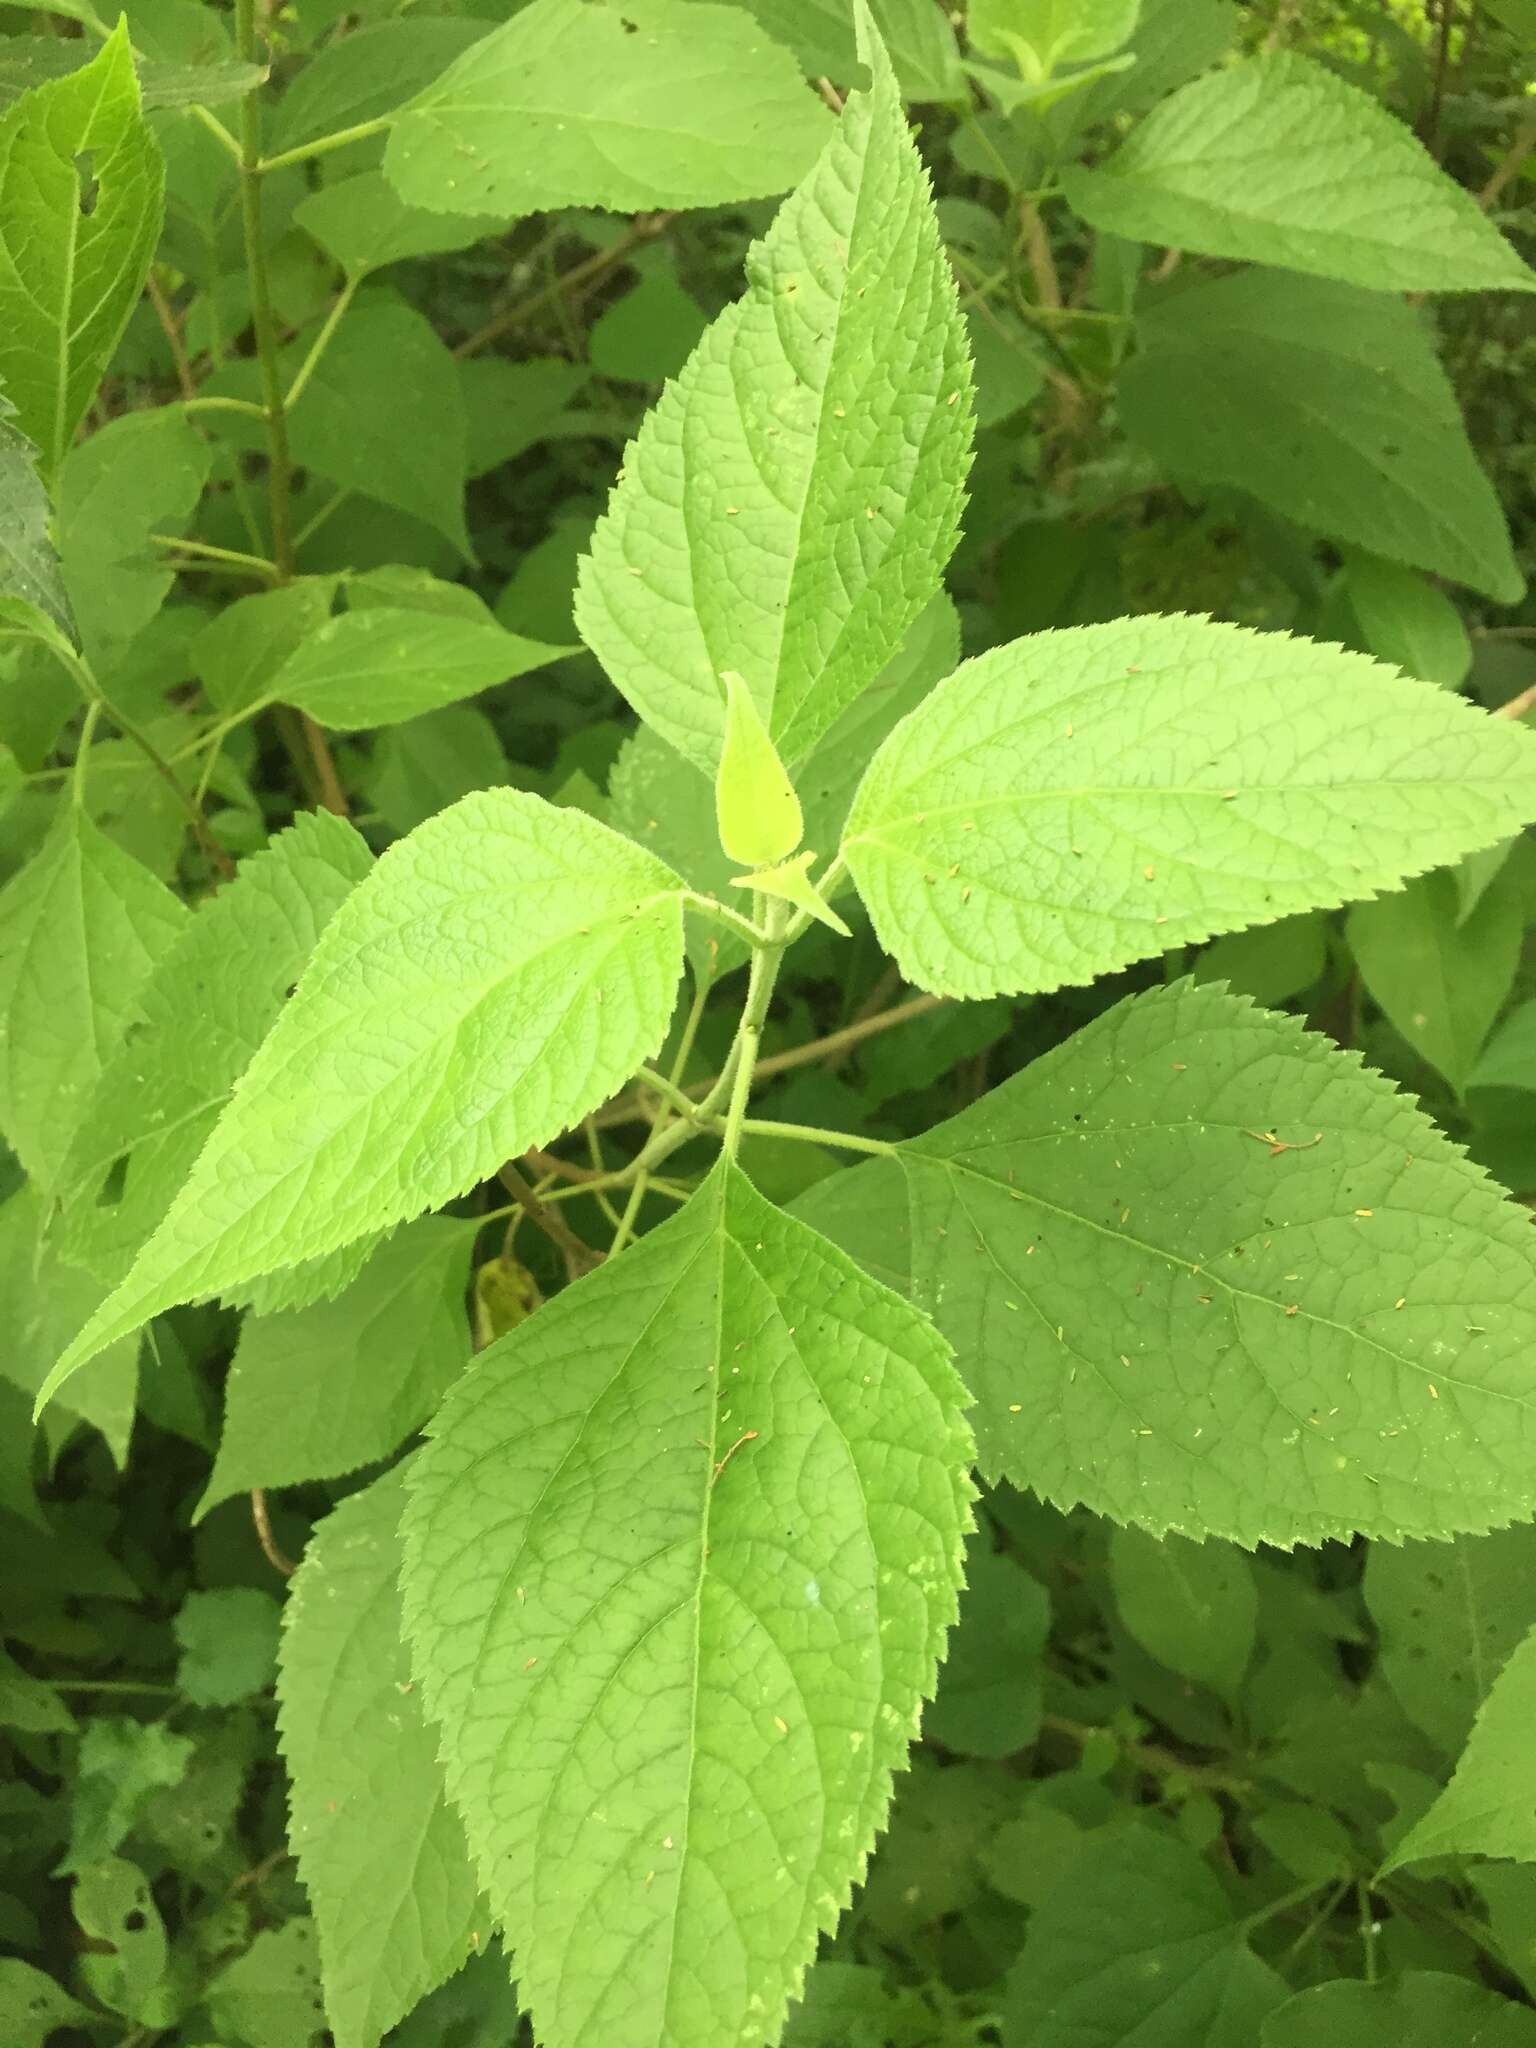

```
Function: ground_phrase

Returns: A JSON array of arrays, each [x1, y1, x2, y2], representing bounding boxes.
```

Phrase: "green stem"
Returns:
[[683, 890, 764, 950], [235, 0, 295, 579], [634, 1065, 704, 1123], [172, 394, 269, 422], [721, 897, 790, 1160], [609, 1173, 650, 1254], [71, 700, 102, 806], [188, 102, 243, 163], [737, 1118, 894, 1157], [257, 116, 390, 175], [54, 1677, 179, 1696], [153, 533, 278, 582], [284, 276, 358, 410]]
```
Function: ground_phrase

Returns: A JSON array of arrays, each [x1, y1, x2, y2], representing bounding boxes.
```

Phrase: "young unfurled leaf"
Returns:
[[841, 614, 1536, 999], [196, 1218, 473, 1517], [804, 981, 1536, 1548], [715, 669, 803, 867], [576, 11, 972, 776], [279, 1466, 483, 2048], [384, 0, 829, 218], [732, 852, 851, 936], [56, 811, 373, 1286], [402, 1162, 972, 2048], [0, 23, 164, 481], [41, 791, 686, 1405], [0, 809, 186, 1192], [1062, 52, 1536, 296], [261, 606, 573, 732], [1120, 271, 1523, 605]]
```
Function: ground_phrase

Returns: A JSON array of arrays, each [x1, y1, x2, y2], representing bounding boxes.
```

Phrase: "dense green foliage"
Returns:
[[5, 2, 1536, 2045]]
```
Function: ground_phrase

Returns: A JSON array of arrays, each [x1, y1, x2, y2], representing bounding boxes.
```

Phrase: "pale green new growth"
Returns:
[[402, 1162, 973, 2048], [278, 1466, 483, 2048], [41, 790, 687, 1405], [0, 24, 164, 481], [1382, 1622, 1536, 1873], [385, 0, 829, 218], [262, 606, 574, 732], [197, 1219, 472, 1518], [842, 614, 1536, 999], [57, 811, 373, 1285], [576, 12, 972, 776], [0, 809, 187, 1192], [1121, 272, 1524, 605], [715, 670, 803, 867], [1063, 51, 1536, 296]]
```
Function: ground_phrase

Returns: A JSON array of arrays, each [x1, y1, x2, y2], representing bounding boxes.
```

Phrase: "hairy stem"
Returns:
[[721, 897, 790, 1160]]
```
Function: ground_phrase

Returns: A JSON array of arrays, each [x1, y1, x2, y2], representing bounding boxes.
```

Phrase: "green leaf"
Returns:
[[0, 1958, 95, 2048], [0, 1185, 139, 1465], [365, 703, 508, 837], [735, 0, 965, 101], [63, 1724, 193, 1874], [1061, 51, 1536, 295], [204, 1919, 326, 2048], [1473, 999, 1536, 1094], [1004, 1826, 1287, 2046], [923, 1535, 1049, 1758], [402, 1161, 973, 2048], [0, 23, 164, 481], [1192, 915, 1328, 1011], [817, 980, 1536, 1547], [286, 291, 472, 563], [1383, 1622, 1536, 1872], [575, 15, 972, 776], [57, 811, 373, 1286], [0, 399, 73, 640], [715, 669, 804, 866], [1348, 865, 1523, 1094], [174, 1587, 281, 1708], [459, 357, 595, 479], [1262, 1974, 1536, 2046], [197, 1218, 472, 1516], [279, 1465, 482, 2048], [1335, 554, 1471, 691], [0, 806, 186, 1189], [1364, 1525, 1536, 1755], [193, 580, 337, 717], [296, 169, 503, 280], [262, 604, 573, 731], [1119, 270, 1523, 605], [57, 408, 214, 670], [385, 0, 830, 219], [841, 614, 1536, 998], [970, 0, 1138, 73], [43, 790, 685, 1400], [589, 271, 709, 385], [1108, 1529, 1256, 1695], [72, 1856, 168, 2019], [271, 16, 489, 154]]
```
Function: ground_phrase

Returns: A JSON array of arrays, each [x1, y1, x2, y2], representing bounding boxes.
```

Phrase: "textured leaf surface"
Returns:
[[1061, 52, 1535, 295], [0, 24, 164, 479], [280, 1466, 481, 2048], [263, 606, 572, 731], [576, 20, 971, 776], [198, 1218, 472, 1516], [1348, 866, 1523, 1095], [1262, 1973, 1536, 2046], [0, 808, 186, 1189], [1363, 1526, 1536, 1755], [1004, 1827, 1286, 2046], [1119, 271, 1523, 605], [402, 1162, 973, 2048], [1382, 1622, 1536, 1872], [385, 0, 829, 218], [842, 614, 1536, 998], [45, 790, 685, 1400], [814, 982, 1536, 1547], [57, 812, 373, 1286], [0, 400, 72, 637]]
